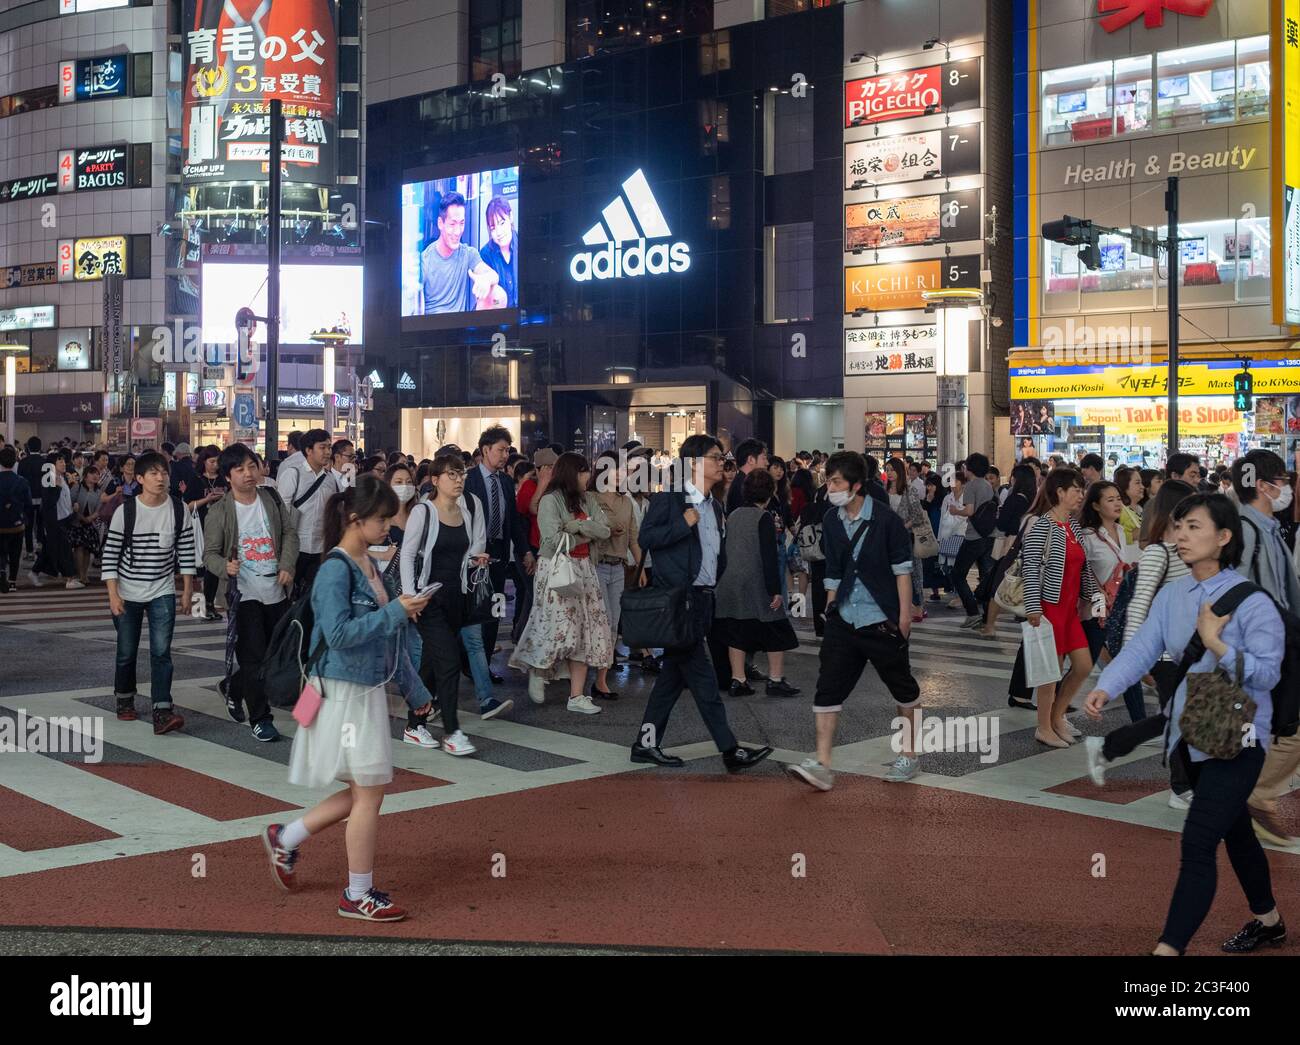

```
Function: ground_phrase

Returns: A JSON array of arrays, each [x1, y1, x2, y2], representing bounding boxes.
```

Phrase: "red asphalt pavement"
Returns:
[[4, 771, 1298, 954]]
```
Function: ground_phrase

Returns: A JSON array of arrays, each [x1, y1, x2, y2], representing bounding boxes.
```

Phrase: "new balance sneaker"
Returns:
[[441, 730, 476, 756], [528, 671, 546, 705], [884, 755, 919, 782], [402, 725, 439, 748], [152, 708, 184, 735], [65, 579, 85, 590], [479, 697, 512, 721], [567, 694, 602, 715], [262, 824, 299, 891], [1084, 736, 1109, 787], [337, 888, 407, 922], [251, 720, 280, 743], [115, 696, 137, 722], [786, 758, 834, 792], [1221, 917, 1287, 953]]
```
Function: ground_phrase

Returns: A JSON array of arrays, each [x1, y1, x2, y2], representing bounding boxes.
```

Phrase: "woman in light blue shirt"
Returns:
[[1084, 494, 1287, 956]]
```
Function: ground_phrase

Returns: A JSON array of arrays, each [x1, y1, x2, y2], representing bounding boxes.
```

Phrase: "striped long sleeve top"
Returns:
[[1123, 540, 1191, 645], [101, 497, 198, 603], [1020, 514, 1100, 618]]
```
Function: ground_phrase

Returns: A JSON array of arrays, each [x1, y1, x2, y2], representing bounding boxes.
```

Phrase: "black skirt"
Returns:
[[710, 616, 799, 653]]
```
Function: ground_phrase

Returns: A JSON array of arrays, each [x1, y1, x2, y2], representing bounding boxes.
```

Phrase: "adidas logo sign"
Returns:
[[569, 169, 691, 282]]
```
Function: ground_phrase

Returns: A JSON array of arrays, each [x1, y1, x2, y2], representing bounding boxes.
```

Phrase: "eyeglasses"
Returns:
[[701, 452, 726, 462]]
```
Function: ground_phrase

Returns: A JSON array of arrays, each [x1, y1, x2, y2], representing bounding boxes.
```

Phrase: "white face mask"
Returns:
[[827, 489, 852, 507], [1270, 484, 1293, 512], [393, 484, 416, 504]]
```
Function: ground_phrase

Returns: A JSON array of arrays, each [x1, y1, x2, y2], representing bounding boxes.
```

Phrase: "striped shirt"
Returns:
[[1020, 514, 1099, 618], [1123, 541, 1190, 645], [101, 497, 198, 603]]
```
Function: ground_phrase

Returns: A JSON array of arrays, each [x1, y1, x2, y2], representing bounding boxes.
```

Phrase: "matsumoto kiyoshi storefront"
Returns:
[[1010, 344, 1300, 466]]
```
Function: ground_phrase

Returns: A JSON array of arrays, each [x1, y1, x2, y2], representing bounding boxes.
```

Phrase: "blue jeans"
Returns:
[[459, 622, 494, 710], [112, 595, 176, 708]]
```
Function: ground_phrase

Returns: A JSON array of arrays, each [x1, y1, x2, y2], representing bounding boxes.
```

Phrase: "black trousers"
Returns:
[[639, 589, 738, 753], [511, 544, 538, 643], [814, 611, 921, 709], [292, 552, 322, 601], [480, 538, 510, 657], [232, 598, 287, 727], [1160, 744, 1274, 953], [0, 531, 22, 583], [1101, 686, 1192, 795], [24, 504, 41, 554], [952, 534, 994, 616], [35, 514, 75, 578], [415, 593, 466, 733], [203, 568, 220, 611]]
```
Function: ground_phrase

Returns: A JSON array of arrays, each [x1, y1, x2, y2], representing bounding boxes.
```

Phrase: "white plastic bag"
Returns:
[[1022, 618, 1062, 690]]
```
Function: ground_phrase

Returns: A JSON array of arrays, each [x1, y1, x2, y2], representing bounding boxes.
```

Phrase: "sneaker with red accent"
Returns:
[[912, 610, 928, 623], [152, 708, 185, 735], [262, 824, 299, 891], [337, 888, 407, 922], [116, 696, 138, 721]]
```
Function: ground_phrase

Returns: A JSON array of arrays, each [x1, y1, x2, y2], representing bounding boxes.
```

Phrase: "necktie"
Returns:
[[488, 472, 501, 540]]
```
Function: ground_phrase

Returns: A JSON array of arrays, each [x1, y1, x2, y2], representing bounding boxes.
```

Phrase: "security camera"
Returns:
[[923, 38, 940, 50]]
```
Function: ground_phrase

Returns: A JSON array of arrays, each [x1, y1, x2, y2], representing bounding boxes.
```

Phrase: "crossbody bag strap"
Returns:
[[292, 470, 329, 509]]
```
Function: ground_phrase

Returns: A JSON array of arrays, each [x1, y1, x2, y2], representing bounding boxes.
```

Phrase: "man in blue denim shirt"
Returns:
[[787, 452, 922, 793]]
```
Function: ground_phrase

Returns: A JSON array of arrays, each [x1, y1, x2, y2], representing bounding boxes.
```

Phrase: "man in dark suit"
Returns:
[[631, 433, 773, 772], [463, 424, 532, 678]]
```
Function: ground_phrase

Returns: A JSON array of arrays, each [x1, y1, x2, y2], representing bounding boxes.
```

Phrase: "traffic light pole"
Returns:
[[265, 98, 282, 462], [1166, 176, 1179, 455]]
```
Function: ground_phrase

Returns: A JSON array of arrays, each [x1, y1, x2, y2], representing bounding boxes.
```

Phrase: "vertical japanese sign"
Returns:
[[103, 274, 124, 381], [1279, 0, 1300, 327], [182, 0, 338, 184]]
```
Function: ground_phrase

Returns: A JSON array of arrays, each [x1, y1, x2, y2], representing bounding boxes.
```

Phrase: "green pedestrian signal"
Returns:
[[1233, 371, 1253, 412]]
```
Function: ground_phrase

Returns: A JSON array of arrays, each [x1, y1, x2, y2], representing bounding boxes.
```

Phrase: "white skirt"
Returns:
[[287, 676, 393, 789]]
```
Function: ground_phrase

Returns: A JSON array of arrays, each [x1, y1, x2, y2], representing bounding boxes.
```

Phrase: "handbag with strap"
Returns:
[[544, 532, 583, 598], [464, 560, 495, 623], [993, 518, 1050, 618], [619, 495, 711, 651], [912, 510, 939, 560]]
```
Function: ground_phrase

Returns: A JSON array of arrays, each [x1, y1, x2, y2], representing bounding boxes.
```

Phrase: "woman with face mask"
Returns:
[[377, 464, 418, 585]]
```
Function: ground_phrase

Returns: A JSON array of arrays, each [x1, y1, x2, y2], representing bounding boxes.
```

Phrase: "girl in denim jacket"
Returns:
[[263, 475, 434, 923]]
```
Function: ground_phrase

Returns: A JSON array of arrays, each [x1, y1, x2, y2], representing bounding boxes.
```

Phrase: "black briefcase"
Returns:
[[619, 554, 702, 651]]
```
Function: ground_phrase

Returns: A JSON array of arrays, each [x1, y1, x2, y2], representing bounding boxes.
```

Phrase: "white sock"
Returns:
[[770, 676, 783, 683], [346, 871, 373, 901], [279, 818, 310, 850], [1258, 909, 1281, 927]]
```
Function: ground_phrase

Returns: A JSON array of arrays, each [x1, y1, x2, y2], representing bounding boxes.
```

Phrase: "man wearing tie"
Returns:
[[463, 425, 533, 678], [631, 433, 773, 773]]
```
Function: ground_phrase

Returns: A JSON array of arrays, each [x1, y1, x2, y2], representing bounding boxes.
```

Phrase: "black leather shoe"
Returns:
[[640, 655, 662, 673], [631, 744, 685, 767], [1221, 917, 1287, 953], [591, 686, 618, 701], [766, 679, 801, 697], [744, 662, 768, 682], [723, 745, 773, 772], [728, 679, 756, 697], [489, 671, 505, 684]]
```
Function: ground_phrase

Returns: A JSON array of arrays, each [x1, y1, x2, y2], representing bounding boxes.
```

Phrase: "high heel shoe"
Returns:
[[1034, 729, 1070, 749]]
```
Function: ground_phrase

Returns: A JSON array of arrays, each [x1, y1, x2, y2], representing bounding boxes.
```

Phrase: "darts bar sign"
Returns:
[[845, 59, 980, 127], [58, 146, 128, 192], [0, 174, 58, 204]]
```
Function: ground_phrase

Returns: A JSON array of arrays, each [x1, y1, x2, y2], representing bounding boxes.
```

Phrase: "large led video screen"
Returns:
[[201, 262, 362, 346], [400, 165, 520, 324]]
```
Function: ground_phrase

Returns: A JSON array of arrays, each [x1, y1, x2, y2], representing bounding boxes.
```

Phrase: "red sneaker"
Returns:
[[116, 697, 138, 722], [262, 824, 299, 891], [152, 708, 184, 735], [337, 889, 407, 922], [912, 610, 928, 623]]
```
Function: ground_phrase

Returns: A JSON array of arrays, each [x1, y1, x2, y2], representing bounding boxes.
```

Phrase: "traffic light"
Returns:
[[1042, 215, 1101, 271], [1129, 225, 1161, 260], [1233, 371, 1253, 412]]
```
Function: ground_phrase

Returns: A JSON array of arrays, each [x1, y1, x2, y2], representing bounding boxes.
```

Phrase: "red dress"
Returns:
[[1040, 520, 1087, 656]]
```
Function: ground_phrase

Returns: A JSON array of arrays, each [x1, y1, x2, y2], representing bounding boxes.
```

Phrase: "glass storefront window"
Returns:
[[1081, 230, 1155, 309], [1236, 36, 1270, 119], [1155, 41, 1236, 131], [1041, 61, 1113, 146], [1113, 55, 1153, 135]]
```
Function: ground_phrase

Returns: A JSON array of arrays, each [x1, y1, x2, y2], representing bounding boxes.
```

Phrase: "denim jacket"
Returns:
[[309, 548, 432, 711]]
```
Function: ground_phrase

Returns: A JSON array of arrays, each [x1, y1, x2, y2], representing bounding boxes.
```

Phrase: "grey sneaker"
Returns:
[[960, 615, 983, 630], [786, 758, 834, 792], [1084, 736, 1108, 786], [884, 755, 919, 782]]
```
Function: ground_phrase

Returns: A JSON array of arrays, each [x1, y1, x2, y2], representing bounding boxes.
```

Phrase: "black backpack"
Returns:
[[259, 585, 327, 709]]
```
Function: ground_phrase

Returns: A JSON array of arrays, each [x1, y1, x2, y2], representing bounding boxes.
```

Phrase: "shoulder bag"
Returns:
[[545, 532, 583, 599], [993, 518, 1051, 618]]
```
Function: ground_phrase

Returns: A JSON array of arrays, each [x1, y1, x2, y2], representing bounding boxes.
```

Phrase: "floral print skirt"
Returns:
[[509, 554, 613, 675]]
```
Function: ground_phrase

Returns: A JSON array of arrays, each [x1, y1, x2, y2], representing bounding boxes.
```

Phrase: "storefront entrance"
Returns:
[[551, 384, 709, 462]]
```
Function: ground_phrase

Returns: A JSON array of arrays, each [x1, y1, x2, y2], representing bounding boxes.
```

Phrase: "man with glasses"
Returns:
[[331, 439, 356, 481], [276, 429, 340, 599], [631, 434, 773, 773], [416, 191, 502, 315]]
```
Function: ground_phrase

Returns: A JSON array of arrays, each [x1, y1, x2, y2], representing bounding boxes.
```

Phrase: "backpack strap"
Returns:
[[1241, 516, 1264, 586], [121, 496, 137, 557], [1166, 581, 1263, 696]]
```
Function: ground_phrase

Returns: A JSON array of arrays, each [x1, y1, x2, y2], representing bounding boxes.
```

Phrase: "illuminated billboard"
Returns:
[[201, 262, 362, 345]]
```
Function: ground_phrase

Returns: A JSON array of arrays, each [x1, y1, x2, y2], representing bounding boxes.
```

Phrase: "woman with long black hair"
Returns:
[[1085, 494, 1287, 955], [978, 462, 1039, 640]]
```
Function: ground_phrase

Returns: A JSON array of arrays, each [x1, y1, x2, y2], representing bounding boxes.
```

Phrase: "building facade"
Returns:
[[1012, 0, 1300, 469]]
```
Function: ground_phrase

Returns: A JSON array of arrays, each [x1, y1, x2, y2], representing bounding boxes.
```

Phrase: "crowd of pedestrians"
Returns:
[[5, 426, 1295, 951]]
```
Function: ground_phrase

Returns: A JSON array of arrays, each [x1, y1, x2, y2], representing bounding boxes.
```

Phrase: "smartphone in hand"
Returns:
[[416, 582, 443, 599]]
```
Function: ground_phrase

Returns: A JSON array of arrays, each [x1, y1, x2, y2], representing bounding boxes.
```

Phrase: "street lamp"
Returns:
[[925, 289, 982, 467]]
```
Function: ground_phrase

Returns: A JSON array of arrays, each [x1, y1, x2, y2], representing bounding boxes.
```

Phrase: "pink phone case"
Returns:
[[293, 681, 323, 727]]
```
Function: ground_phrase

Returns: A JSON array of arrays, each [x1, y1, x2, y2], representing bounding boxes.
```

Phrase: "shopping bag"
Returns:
[[1021, 618, 1062, 689]]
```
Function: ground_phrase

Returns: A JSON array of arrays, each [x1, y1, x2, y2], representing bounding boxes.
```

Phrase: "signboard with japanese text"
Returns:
[[844, 255, 980, 312], [1010, 358, 1300, 399], [1280, 0, 1300, 326], [182, 0, 339, 184], [3, 264, 58, 289], [845, 59, 980, 127], [0, 306, 57, 332], [103, 274, 124, 378], [0, 174, 58, 205], [845, 325, 938, 376], [845, 128, 980, 189], [59, 55, 128, 103], [59, 146, 128, 192], [58, 236, 128, 282], [846, 189, 981, 250]]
